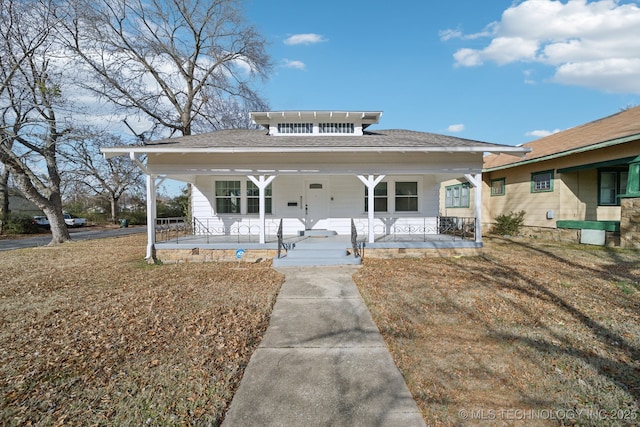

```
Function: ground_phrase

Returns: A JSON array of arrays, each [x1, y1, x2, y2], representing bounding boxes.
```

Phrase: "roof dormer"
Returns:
[[250, 111, 382, 136]]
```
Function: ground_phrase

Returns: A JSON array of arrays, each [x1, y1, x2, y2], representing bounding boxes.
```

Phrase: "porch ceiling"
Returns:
[[144, 151, 485, 176]]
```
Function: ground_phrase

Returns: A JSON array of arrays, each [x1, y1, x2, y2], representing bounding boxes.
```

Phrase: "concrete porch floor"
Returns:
[[155, 232, 473, 250]]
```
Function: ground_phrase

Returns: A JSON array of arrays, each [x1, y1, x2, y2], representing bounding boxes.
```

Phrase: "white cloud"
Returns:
[[284, 33, 327, 46], [282, 59, 306, 70], [439, 23, 498, 42], [443, 0, 640, 93], [439, 28, 463, 41], [446, 123, 465, 133], [554, 58, 640, 93], [526, 129, 561, 138], [523, 69, 536, 85]]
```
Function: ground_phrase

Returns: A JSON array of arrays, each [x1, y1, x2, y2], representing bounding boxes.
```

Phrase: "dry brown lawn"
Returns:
[[0, 234, 283, 426], [354, 237, 640, 426], [1, 234, 639, 426]]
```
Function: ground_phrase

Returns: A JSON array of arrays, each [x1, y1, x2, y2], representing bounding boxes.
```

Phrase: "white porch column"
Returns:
[[465, 173, 483, 244], [145, 174, 158, 259], [247, 174, 276, 244], [357, 174, 386, 243]]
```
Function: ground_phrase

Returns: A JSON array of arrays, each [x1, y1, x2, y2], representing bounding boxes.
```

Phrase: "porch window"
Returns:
[[364, 182, 388, 212], [445, 183, 470, 208], [277, 123, 312, 134], [599, 169, 628, 206], [215, 181, 241, 214], [247, 181, 272, 214], [395, 182, 418, 211], [531, 170, 554, 193], [491, 178, 505, 196]]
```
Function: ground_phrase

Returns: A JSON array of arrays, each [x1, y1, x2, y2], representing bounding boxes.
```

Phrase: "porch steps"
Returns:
[[302, 229, 338, 237], [272, 235, 361, 267]]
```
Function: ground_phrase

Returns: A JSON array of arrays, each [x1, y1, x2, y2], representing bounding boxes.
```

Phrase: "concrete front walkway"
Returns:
[[222, 266, 426, 427]]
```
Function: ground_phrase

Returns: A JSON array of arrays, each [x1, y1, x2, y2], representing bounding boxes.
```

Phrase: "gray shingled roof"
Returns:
[[144, 129, 510, 150]]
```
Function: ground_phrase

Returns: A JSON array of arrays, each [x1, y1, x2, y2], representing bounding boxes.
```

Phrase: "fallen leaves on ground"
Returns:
[[0, 234, 283, 426], [354, 237, 640, 427]]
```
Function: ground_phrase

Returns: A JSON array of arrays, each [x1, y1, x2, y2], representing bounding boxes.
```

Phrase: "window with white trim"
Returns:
[[247, 181, 272, 214], [215, 181, 241, 214], [319, 123, 354, 133], [364, 182, 388, 212], [531, 170, 554, 193], [277, 123, 312, 134], [445, 183, 470, 208], [395, 182, 418, 211]]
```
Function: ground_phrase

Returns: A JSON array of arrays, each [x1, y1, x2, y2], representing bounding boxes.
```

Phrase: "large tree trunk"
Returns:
[[0, 167, 9, 233], [43, 191, 70, 245], [110, 194, 119, 224], [44, 205, 70, 245], [10, 165, 71, 245]]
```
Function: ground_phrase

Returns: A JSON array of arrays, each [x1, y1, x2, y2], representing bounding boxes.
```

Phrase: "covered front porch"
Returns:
[[152, 214, 480, 265], [144, 169, 486, 262], [156, 215, 476, 245]]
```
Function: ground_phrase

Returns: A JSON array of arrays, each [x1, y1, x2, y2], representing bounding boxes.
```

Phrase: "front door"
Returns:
[[305, 180, 329, 230]]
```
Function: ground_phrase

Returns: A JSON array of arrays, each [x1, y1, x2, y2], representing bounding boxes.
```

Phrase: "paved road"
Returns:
[[0, 226, 146, 251]]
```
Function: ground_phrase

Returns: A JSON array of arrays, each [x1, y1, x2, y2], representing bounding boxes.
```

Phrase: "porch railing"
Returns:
[[155, 216, 476, 244], [351, 218, 361, 258], [438, 216, 476, 240], [155, 217, 190, 243], [351, 216, 476, 242], [156, 217, 280, 244]]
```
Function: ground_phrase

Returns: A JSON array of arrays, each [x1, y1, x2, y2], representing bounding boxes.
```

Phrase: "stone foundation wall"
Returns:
[[363, 247, 483, 259], [156, 248, 277, 264], [489, 226, 622, 247], [157, 246, 483, 264], [483, 224, 584, 244], [520, 226, 581, 243], [620, 197, 640, 249]]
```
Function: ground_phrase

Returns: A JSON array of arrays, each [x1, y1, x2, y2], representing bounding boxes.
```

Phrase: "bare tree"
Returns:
[[0, 163, 9, 225], [62, 0, 271, 137], [0, 0, 71, 244], [62, 131, 144, 223]]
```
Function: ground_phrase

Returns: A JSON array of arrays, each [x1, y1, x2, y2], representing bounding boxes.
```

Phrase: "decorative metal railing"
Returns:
[[351, 216, 476, 242], [438, 216, 476, 240], [155, 216, 476, 244], [351, 218, 361, 258], [155, 217, 190, 243], [277, 218, 284, 258], [191, 217, 217, 243], [155, 217, 279, 244]]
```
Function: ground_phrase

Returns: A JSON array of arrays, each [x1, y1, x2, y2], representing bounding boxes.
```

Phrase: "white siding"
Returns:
[[189, 174, 447, 236], [192, 179, 213, 219]]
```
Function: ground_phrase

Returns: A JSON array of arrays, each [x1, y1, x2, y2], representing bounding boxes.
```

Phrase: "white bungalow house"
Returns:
[[102, 111, 528, 265]]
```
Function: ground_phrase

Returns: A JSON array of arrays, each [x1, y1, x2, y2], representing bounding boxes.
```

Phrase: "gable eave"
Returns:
[[483, 132, 640, 173], [102, 144, 528, 159]]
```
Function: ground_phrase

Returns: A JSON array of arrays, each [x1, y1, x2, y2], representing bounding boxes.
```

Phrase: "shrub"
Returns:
[[118, 210, 147, 225], [3, 214, 41, 235], [493, 210, 526, 236]]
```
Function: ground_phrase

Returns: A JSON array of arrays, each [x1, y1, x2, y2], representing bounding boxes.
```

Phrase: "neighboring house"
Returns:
[[480, 106, 640, 247], [102, 110, 528, 262], [7, 191, 41, 216]]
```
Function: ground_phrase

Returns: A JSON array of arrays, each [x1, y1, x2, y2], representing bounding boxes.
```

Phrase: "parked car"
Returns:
[[64, 213, 86, 227], [32, 215, 50, 228]]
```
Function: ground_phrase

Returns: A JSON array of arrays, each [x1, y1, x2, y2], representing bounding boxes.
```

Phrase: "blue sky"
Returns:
[[244, 0, 640, 147]]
